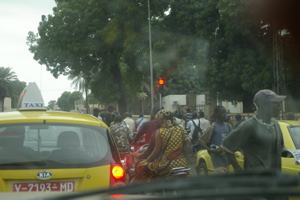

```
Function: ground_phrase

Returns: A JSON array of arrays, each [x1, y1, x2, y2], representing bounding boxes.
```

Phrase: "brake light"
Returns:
[[112, 165, 125, 179], [110, 164, 126, 188]]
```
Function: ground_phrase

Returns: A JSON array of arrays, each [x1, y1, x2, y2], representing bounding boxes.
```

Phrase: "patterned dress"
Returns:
[[132, 125, 188, 182]]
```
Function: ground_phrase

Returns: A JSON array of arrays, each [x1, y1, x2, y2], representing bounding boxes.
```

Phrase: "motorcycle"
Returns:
[[118, 147, 135, 180], [168, 167, 191, 179]]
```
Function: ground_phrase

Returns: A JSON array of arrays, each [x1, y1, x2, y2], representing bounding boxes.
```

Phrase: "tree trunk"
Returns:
[[109, 52, 127, 116], [0, 99, 4, 112], [85, 88, 89, 114]]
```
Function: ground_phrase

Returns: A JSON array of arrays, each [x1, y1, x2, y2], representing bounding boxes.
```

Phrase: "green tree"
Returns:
[[0, 67, 18, 111], [57, 91, 83, 112], [47, 100, 57, 110], [71, 91, 83, 102], [68, 72, 89, 113], [163, 0, 273, 111], [27, 0, 300, 113], [27, 0, 170, 115], [166, 65, 204, 95], [10, 80, 26, 109], [57, 91, 72, 111]]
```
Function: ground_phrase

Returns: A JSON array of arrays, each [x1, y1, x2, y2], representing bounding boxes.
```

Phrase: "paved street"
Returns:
[[188, 155, 198, 177]]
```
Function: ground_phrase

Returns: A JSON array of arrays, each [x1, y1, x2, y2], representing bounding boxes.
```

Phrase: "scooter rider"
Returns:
[[132, 107, 161, 150]]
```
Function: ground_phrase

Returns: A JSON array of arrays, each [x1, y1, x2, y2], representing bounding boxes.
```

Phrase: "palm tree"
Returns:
[[0, 67, 18, 112], [68, 71, 90, 114]]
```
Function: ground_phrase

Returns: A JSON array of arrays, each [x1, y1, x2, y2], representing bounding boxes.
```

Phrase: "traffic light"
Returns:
[[158, 78, 165, 93], [158, 78, 165, 86]]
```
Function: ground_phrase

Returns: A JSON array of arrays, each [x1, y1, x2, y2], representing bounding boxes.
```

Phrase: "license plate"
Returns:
[[12, 181, 75, 192]]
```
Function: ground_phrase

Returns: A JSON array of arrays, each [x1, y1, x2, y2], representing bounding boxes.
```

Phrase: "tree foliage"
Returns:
[[0, 67, 18, 111], [28, 0, 300, 113], [47, 100, 57, 110], [57, 91, 82, 111], [10, 80, 26, 108]]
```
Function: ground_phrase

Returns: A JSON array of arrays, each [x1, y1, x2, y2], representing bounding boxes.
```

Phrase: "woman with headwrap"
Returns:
[[131, 109, 188, 183]]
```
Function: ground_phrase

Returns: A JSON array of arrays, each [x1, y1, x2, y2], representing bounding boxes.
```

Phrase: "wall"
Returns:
[[221, 101, 243, 114], [161, 94, 243, 117], [4, 97, 11, 112], [162, 95, 186, 112]]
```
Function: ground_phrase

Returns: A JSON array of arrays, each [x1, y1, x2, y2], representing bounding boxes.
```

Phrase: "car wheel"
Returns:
[[197, 162, 208, 176]]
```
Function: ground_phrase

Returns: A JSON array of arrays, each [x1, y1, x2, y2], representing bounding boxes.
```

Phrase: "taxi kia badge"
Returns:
[[37, 171, 53, 179]]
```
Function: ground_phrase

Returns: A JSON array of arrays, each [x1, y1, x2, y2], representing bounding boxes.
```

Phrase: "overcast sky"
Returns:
[[0, 0, 75, 105]]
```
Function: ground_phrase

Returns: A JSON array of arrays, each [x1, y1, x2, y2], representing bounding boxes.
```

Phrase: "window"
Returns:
[[0, 123, 111, 168]]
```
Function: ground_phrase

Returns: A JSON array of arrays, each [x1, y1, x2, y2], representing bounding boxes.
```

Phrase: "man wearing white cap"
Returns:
[[221, 89, 286, 172]]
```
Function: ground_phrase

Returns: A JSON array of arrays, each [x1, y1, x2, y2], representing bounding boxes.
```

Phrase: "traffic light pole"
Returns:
[[157, 78, 165, 109], [159, 93, 162, 109], [148, 0, 154, 110]]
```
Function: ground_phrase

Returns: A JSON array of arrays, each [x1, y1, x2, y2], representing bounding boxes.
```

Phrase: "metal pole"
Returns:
[[148, 0, 154, 110], [159, 93, 162, 109]]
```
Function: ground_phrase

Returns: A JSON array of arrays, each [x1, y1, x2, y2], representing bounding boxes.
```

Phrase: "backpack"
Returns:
[[191, 119, 202, 144]]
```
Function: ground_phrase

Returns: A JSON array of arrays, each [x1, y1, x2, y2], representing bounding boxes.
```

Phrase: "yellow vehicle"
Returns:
[[196, 120, 300, 175], [0, 83, 126, 192]]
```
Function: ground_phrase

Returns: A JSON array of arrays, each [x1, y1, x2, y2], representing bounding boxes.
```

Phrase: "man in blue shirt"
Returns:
[[199, 105, 232, 174], [136, 113, 148, 132]]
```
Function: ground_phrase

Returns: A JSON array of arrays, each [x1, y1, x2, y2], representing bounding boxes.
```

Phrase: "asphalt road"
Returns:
[[188, 161, 198, 177]]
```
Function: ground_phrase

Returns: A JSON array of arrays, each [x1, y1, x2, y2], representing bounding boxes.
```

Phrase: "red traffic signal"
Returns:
[[158, 78, 165, 86]]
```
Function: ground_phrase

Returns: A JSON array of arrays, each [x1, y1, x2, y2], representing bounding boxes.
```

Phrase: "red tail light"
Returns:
[[110, 164, 126, 187], [112, 165, 125, 179]]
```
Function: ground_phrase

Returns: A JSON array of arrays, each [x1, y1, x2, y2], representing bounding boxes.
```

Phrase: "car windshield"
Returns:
[[0, 124, 113, 168], [289, 126, 300, 149]]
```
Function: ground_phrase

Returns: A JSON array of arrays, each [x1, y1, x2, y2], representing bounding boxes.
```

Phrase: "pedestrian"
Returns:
[[234, 114, 246, 129], [109, 112, 117, 127], [109, 112, 123, 127], [131, 109, 188, 183], [186, 112, 201, 144], [186, 112, 202, 153], [136, 113, 148, 132], [104, 106, 115, 127], [199, 110, 210, 133], [100, 112, 105, 121], [104, 112, 113, 127], [175, 113, 185, 128], [184, 108, 193, 129], [123, 112, 137, 134], [92, 108, 100, 118], [199, 105, 232, 174], [221, 89, 286, 173], [110, 115, 131, 151]]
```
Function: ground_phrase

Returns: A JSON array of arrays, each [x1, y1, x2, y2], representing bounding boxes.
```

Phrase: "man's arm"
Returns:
[[199, 125, 214, 150]]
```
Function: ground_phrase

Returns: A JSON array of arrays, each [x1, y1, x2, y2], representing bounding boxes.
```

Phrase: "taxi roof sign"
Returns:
[[18, 82, 46, 111]]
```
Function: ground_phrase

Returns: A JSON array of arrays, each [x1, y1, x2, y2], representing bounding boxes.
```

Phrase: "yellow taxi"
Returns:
[[196, 120, 300, 175], [0, 82, 126, 192]]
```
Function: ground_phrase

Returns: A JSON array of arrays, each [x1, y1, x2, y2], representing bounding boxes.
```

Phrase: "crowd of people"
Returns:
[[92, 89, 288, 183]]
